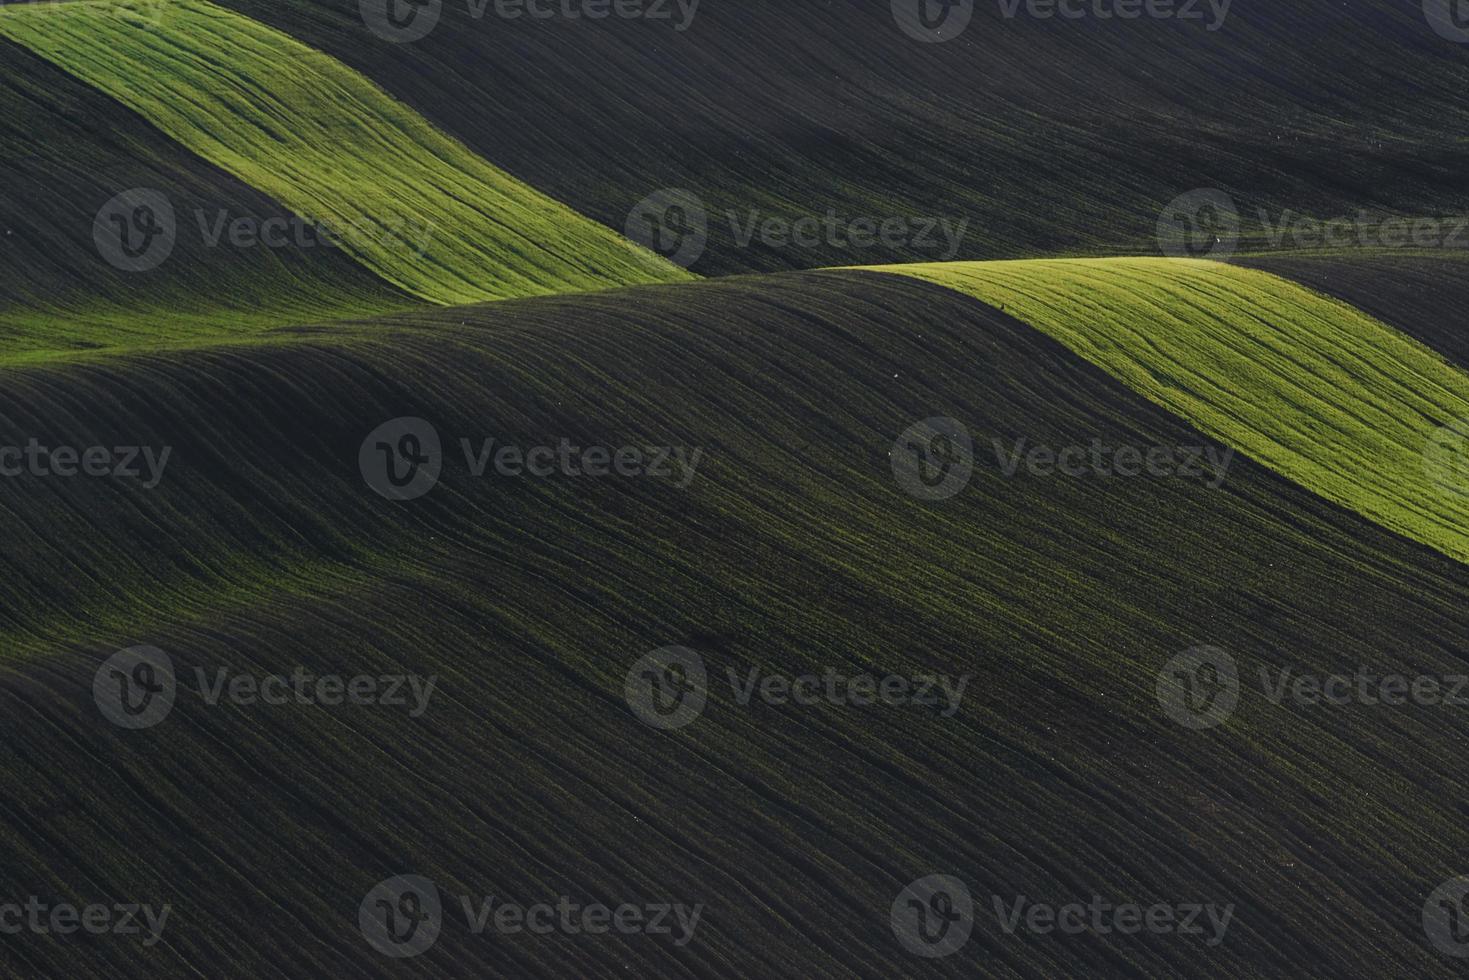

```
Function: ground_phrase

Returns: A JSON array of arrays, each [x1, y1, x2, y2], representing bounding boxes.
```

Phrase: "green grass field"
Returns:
[[877, 257, 1469, 564], [0, 31, 423, 359], [0, 0, 693, 306]]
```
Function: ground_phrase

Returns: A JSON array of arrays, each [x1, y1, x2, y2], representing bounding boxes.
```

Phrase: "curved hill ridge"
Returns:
[[875, 257, 1469, 565], [0, 0, 693, 306], [215, 0, 1469, 274], [1238, 253, 1469, 369], [0, 270, 1466, 976], [0, 34, 421, 358]]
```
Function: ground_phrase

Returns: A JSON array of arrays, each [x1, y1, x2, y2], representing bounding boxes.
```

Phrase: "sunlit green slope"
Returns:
[[875, 257, 1469, 564], [0, 0, 692, 306], [0, 31, 422, 360]]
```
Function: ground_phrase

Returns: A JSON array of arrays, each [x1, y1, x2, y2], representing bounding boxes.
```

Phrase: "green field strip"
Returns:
[[213, 0, 1469, 277], [871, 257, 1469, 564], [0, 0, 693, 305], [0, 32, 424, 358], [1236, 252, 1469, 371]]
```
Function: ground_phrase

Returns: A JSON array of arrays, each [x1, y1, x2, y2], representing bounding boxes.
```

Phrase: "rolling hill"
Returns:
[[1, 0, 1468, 976], [1, 271, 1468, 976], [875, 257, 1469, 563]]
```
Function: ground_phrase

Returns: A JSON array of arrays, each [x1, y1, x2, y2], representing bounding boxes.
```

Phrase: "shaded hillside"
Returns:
[[211, 0, 1469, 273], [2, 271, 1467, 976], [0, 0, 691, 307], [879, 257, 1469, 563], [0, 36, 418, 357]]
